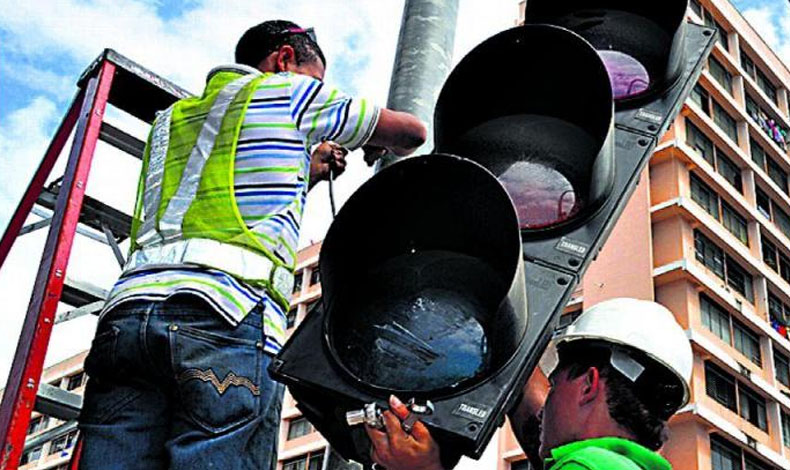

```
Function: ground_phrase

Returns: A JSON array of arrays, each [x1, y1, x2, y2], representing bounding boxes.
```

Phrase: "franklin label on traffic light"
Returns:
[[271, 1, 715, 466]]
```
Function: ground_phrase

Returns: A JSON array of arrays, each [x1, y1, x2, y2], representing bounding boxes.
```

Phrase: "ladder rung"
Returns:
[[37, 185, 133, 240], [99, 122, 145, 159], [24, 420, 78, 451], [34, 383, 82, 421], [61, 277, 108, 307]]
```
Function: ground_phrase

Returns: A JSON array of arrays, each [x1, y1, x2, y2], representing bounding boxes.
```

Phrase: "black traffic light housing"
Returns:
[[271, 1, 716, 466]]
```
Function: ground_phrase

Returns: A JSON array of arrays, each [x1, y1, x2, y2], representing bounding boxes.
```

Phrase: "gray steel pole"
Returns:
[[376, 0, 459, 170]]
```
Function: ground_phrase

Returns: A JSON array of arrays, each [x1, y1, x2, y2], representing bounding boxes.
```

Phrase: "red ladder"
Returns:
[[0, 49, 190, 469]]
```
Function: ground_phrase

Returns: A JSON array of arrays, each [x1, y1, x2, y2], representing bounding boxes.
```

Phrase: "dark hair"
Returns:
[[235, 20, 326, 69], [556, 341, 685, 451]]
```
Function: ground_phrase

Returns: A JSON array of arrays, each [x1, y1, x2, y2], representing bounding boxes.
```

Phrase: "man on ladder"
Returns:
[[76, 20, 426, 470]]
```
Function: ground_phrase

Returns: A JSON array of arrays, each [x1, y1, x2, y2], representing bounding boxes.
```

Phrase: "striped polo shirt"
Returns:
[[102, 65, 380, 355]]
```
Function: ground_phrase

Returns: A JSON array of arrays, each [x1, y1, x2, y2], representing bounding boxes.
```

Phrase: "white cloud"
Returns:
[[0, 0, 522, 384], [0, 97, 59, 223], [742, 3, 790, 66]]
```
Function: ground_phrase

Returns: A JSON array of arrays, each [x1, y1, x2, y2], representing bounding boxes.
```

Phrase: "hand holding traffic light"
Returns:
[[365, 395, 443, 470]]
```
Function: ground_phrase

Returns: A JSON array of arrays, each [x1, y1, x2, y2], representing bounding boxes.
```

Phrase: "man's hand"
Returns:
[[309, 141, 348, 189], [362, 145, 389, 166], [365, 395, 443, 470]]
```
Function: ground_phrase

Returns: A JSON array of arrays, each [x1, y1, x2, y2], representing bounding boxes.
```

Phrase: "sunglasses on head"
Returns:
[[278, 27, 317, 44]]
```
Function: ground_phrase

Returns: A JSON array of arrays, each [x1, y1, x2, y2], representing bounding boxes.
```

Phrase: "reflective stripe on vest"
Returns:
[[124, 237, 295, 298], [136, 104, 175, 247], [158, 74, 257, 241]]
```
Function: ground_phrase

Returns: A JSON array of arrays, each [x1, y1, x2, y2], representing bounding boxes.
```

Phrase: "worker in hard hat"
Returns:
[[366, 298, 693, 470]]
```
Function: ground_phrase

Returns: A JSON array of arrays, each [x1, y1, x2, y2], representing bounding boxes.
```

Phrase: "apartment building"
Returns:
[[506, 2, 790, 470], [15, 351, 86, 470]]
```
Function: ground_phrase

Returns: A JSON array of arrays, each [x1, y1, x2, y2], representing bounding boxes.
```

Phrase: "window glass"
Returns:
[[712, 101, 738, 143], [686, 120, 715, 165], [721, 201, 748, 245], [738, 386, 767, 431], [701, 295, 732, 344], [732, 319, 761, 366], [691, 173, 720, 220], [716, 152, 742, 193], [706, 362, 737, 411], [709, 56, 733, 94]]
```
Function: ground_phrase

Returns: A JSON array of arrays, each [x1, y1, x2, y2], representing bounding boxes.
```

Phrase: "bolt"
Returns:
[[54, 269, 63, 278]]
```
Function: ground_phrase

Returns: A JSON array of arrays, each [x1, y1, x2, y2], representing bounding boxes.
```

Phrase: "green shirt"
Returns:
[[544, 437, 671, 470]]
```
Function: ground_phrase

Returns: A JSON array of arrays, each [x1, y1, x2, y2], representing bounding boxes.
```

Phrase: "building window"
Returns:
[[706, 361, 770, 432], [725, 256, 753, 303], [701, 294, 732, 344], [742, 50, 778, 105], [751, 139, 766, 168], [757, 187, 790, 239], [691, 84, 712, 116], [756, 187, 772, 219], [763, 239, 790, 283], [19, 446, 42, 465], [705, 362, 737, 411], [709, 56, 733, 94], [744, 455, 772, 470], [689, 0, 702, 18], [686, 121, 741, 193], [49, 430, 79, 455], [557, 309, 583, 330], [687, 119, 715, 164], [689, 173, 748, 244], [746, 94, 788, 150], [27, 416, 49, 435], [286, 307, 298, 329], [712, 101, 739, 144], [762, 238, 779, 271], [715, 152, 742, 193], [721, 201, 748, 246], [691, 173, 720, 220], [732, 318, 761, 366], [293, 272, 303, 295], [782, 410, 790, 447], [695, 230, 725, 278], [50, 378, 62, 388], [310, 268, 320, 286], [711, 435, 741, 470], [752, 140, 790, 195], [703, 13, 729, 51], [738, 385, 767, 431], [700, 295, 761, 365], [775, 349, 790, 387], [67, 372, 85, 391], [693, 231, 755, 302], [282, 452, 324, 470], [767, 158, 789, 195], [775, 206, 790, 240], [287, 417, 314, 440]]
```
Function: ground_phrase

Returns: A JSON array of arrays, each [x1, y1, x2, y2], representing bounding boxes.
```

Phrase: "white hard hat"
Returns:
[[539, 298, 692, 410]]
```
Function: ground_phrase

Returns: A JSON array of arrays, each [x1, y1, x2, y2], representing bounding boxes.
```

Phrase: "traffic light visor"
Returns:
[[320, 155, 527, 396], [434, 25, 615, 233]]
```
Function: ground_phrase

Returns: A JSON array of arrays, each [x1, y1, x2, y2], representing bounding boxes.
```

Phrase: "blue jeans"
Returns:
[[77, 294, 284, 470]]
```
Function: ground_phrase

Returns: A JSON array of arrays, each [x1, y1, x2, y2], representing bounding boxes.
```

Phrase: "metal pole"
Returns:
[[376, 0, 459, 170]]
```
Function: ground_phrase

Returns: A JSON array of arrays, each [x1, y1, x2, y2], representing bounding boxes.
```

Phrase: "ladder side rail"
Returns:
[[0, 61, 116, 470], [0, 90, 85, 269]]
